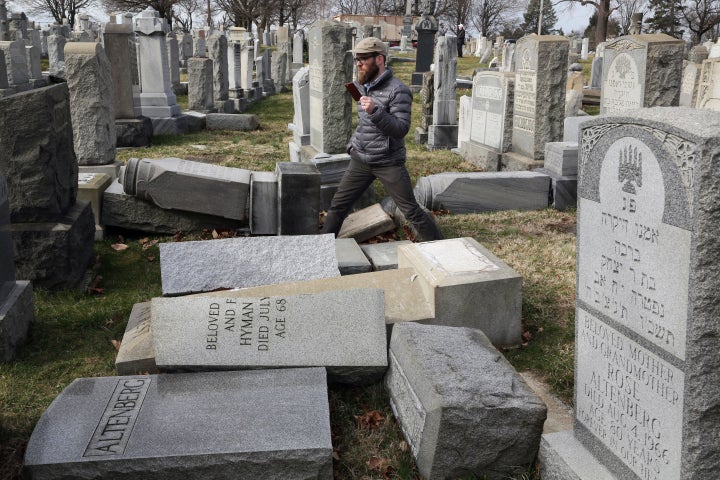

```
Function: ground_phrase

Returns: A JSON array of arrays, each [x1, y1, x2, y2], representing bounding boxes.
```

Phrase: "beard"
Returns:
[[358, 61, 379, 84]]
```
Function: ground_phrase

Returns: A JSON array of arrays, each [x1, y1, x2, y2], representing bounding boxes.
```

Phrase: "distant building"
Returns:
[[332, 15, 417, 44]]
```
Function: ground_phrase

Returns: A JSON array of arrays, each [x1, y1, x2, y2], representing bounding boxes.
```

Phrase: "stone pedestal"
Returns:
[[276, 162, 321, 235]]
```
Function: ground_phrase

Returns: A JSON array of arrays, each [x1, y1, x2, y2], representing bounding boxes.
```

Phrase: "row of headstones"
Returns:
[[24, 231, 545, 479]]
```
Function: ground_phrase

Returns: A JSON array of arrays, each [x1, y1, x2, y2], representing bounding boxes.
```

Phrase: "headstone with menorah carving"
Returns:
[[539, 107, 720, 480]]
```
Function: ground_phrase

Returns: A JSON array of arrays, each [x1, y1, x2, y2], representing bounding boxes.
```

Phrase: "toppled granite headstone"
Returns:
[[386, 322, 546, 479], [24, 369, 333, 479], [159, 235, 340, 296], [151, 290, 387, 384], [122, 157, 251, 222]]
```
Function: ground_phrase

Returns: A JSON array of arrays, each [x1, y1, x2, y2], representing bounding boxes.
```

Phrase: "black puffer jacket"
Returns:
[[348, 68, 412, 167]]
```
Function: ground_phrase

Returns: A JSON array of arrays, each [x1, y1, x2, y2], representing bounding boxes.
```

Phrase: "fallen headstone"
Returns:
[[335, 238, 372, 275], [102, 180, 243, 235], [122, 157, 251, 222], [159, 235, 340, 296], [205, 113, 259, 131], [360, 240, 412, 271], [386, 323, 546, 479], [337, 203, 395, 242], [24, 369, 333, 479], [115, 302, 156, 375], [414, 171, 551, 214], [398, 237, 522, 347], [151, 290, 387, 384]]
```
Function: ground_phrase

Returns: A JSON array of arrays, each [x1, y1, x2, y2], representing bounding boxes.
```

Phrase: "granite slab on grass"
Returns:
[[151, 289, 387, 384], [23, 369, 333, 479], [386, 323, 546, 480], [159, 235, 340, 296]]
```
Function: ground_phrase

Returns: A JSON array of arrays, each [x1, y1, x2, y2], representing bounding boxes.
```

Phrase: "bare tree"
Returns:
[[613, 0, 648, 34], [555, 0, 617, 45], [173, 0, 206, 30], [102, 0, 178, 27], [681, 0, 720, 43], [19, 0, 94, 28], [469, 0, 520, 36]]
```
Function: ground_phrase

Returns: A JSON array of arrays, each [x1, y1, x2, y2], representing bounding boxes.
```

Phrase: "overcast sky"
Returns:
[[9, 0, 598, 37]]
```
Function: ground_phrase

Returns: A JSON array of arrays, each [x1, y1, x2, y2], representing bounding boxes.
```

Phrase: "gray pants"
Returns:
[[321, 157, 443, 241]]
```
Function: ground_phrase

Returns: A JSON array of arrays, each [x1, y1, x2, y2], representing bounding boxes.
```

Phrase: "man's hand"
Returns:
[[359, 95, 377, 114]]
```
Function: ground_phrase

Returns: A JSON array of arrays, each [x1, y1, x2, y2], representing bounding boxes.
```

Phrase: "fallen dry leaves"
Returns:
[[355, 409, 385, 429], [110, 243, 129, 251]]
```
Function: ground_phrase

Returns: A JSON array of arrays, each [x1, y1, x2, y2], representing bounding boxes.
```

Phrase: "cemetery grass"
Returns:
[[1, 58, 575, 480]]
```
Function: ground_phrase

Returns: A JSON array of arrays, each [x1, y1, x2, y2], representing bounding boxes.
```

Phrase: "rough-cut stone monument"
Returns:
[[387, 323, 546, 479], [64, 42, 116, 166]]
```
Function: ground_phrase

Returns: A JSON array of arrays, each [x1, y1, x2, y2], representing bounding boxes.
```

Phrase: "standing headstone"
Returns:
[[270, 49, 287, 89], [292, 30, 305, 68], [502, 34, 568, 170], [580, 37, 589, 60], [177, 33, 192, 65], [277, 25, 289, 44], [64, 42, 116, 166], [456, 95, 471, 149], [600, 34, 683, 115], [104, 23, 152, 149], [541, 107, 720, 480], [0, 172, 34, 362], [240, 38, 253, 91], [308, 20, 352, 155], [293, 30, 303, 66], [0, 83, 95, 288], [459, 71, 514, 171], [0, 49, 11, 97], [193, 29, 206, 57], [695, 57, 720, 110], [0, 40, 29, 90], [290, 66, 310, 147], [411, 8, 438, 87], [166, 31, 180, 89], [227, 36, 242, 98], [25, 43, 42, 85], [24, 369, 334, 479], [207, 32, 232, 113], [427, 35, 458, 150], [680, 60, 702, 107], [133, 8, 181, 119], [0, 0, 8, 41]]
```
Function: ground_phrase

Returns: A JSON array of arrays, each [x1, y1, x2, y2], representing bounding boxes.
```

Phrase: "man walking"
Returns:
[[457, 24, 466, 57], [320, 37, 443, 242]]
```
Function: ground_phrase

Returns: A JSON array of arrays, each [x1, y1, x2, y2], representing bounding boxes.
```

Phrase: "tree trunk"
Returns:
[[595, 0, 610, 45]]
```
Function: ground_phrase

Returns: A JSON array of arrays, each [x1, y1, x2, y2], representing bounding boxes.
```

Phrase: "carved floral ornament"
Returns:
[[608, 39, 645, 51], [581, 124, 696, 216]]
